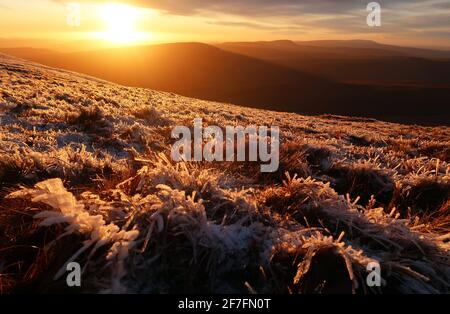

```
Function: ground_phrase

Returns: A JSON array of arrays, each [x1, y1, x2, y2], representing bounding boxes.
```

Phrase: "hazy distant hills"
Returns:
[[217, 40, 450, 85], [2, 40, 450, 125], [219, 39, 450, 60], [296, 40, 450, 59], [219, 40, 411, 59]]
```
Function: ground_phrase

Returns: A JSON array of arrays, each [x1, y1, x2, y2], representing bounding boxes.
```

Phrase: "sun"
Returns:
[[98, 3, 145, 44]]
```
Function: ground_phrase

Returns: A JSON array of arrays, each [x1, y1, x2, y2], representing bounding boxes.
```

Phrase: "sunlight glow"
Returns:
[[98, 3, 147, 44]]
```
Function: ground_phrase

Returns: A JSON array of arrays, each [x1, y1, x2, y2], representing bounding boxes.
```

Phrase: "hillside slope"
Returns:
[[218, 41, 450, 85], [2, 43, 450, 125], [0, 54, 449, 294]]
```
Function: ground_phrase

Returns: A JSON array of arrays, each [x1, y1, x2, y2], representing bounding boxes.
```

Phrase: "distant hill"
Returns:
[[217, 40, 450, 85], [0, 47, 56, 60], [219, 40, 411, 59], [2, 42, 450, 125], [296, 40, 450, 59]]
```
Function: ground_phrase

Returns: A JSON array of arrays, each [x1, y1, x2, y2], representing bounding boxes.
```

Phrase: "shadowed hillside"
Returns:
[[2, 42, 450, 125], [218, 40, 450, 85]]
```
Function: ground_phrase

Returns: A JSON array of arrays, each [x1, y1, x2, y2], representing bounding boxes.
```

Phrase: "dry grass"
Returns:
[[0, 54, 449, 294]]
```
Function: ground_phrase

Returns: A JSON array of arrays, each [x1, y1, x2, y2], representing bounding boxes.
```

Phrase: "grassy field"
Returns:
[[0, 54, 449, 294]]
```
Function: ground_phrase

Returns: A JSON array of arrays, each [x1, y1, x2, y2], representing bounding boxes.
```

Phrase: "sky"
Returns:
[[1, 0, 450, 49]]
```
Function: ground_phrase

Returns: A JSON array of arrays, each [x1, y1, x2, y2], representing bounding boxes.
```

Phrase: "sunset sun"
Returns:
[[98, 3, 145, 43]]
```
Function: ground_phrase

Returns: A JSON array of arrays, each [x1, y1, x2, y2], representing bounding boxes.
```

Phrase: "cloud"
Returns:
[[59, 0, 450, 23], [52, 0, 450, 46], [55, 0, 430, 16], [132, 0, 363, 16]]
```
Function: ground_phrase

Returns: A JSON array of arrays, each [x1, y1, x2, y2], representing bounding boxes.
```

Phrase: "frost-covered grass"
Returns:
[[0, 54, 449, 294]]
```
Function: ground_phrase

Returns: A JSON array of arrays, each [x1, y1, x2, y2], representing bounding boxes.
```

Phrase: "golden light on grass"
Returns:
[[98, 3, 148, 44]]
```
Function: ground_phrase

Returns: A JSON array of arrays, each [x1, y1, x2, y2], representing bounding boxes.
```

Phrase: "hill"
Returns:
[[218, 40, 450, 86], [0, 54, 449, 294], [2, 43, 450, 125], [296, 40, 450, 59]]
